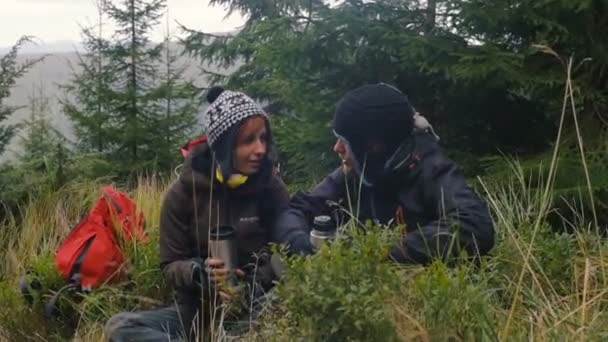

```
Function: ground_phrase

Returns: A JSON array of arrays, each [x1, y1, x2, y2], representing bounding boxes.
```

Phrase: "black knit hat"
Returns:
[[333, 83, 415, 184]]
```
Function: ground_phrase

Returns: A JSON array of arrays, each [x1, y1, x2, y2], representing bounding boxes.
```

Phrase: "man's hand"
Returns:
[[290, 235, 315, 256]]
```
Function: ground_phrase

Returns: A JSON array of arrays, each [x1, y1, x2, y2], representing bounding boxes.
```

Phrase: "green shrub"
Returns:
[[274, 226, 401, 341], [405, 262, 498, 341]]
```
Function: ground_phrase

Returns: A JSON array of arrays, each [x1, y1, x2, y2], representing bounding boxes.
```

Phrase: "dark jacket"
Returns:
[[273, 132, 495, 264], [160, 142, 290, 304]]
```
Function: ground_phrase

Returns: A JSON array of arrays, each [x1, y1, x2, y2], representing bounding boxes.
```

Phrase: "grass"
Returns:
[[245, 160, 608, 341], [0, 177, 169, 341], [0, 150, 606, 341]]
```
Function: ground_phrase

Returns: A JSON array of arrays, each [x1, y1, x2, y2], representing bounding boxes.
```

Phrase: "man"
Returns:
[[273, 83, 494, 264]]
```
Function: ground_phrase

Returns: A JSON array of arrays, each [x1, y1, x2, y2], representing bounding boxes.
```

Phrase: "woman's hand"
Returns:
[[205, 258, 245, 302], [204, 258, 229, 284]]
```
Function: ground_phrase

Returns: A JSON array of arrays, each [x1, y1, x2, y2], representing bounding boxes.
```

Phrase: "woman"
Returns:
[[105, 87, 289, 341]]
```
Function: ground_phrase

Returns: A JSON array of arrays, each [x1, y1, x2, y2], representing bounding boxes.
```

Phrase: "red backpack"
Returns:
[[55, 186, 147, 290], [20, 186, 147, 317], [180, 136, 207, 158]]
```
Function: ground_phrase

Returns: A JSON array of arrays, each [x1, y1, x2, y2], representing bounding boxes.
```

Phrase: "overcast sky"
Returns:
[[0, 0, 244, 48]]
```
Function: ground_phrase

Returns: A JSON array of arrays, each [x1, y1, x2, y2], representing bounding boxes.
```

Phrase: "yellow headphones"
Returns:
[[215, 167, 248, 189]]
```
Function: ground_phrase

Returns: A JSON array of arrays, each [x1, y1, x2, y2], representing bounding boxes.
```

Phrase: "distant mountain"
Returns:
[[1, 42, 235, 161], [0, 40, 83, 55]]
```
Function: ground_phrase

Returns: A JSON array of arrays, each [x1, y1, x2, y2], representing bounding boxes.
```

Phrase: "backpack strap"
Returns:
[[45, 236, 95, 319], [104, 189, 123, 215], [68, 235, 96, 289], [181, 136, 207, 158], [19, 270, 42, 305], [44, 283, 77, 319]]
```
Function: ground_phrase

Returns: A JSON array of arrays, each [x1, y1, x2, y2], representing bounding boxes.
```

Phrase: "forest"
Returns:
[[0, 0, 607, 340]]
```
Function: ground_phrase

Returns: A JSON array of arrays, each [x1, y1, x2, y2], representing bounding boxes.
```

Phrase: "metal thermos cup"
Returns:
[[309, 215, 337, 250], [209, 225, 238, 279]]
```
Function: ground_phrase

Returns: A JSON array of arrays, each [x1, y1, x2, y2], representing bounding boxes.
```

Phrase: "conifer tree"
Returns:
[[0, 36, 42, 157], [147, 9, 198, 171], [62, 0, 114, 154], [65, 0, 197, 175], [103, 0, 166, 170], [20, 84, 65, 162]]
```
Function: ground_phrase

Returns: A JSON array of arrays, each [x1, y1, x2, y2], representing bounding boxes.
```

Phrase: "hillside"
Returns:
[[2, 43, 229, 161]]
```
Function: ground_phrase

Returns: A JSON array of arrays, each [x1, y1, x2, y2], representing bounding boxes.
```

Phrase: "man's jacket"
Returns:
[[273, 132, 495, 264]]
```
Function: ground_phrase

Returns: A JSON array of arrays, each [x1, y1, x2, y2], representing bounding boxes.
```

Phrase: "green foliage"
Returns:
[[183, 0, 607, 183], [71, 226, 167, 331], [0, 282, 73, 341], [0, 36, 43, 156], [19, 84, 67, 162], [64, 0, 197, 178], [1, 159, 608, 340], [102, 0, 196, 175], [3, 233, 167, 341], [146, 32, 200, 171], [481, 146, 608, 228], [2, 1, 608, 338], [272, 116, 335, 184], [274, 226, 401, 341], [409, 263, 498, 341], [120, 226, 166, 299], [487, 221, 576, 299], [0, 82, 103, 215], [0, 152, 114, 216], [458, 0, 608, 117], [0, 180, 169, 340], [61, 4, 115, 154]]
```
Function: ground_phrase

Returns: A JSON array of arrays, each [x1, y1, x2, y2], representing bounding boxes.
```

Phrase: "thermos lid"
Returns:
[[209, 225, 236, 240], [313, 215, 334, 232]]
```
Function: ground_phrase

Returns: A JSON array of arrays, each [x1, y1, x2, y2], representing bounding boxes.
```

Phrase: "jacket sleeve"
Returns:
[[159, 182, 199, 290], [390, 154, 495, 264], [271, 168, 347, 254], [251, 174, 291, 286]]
